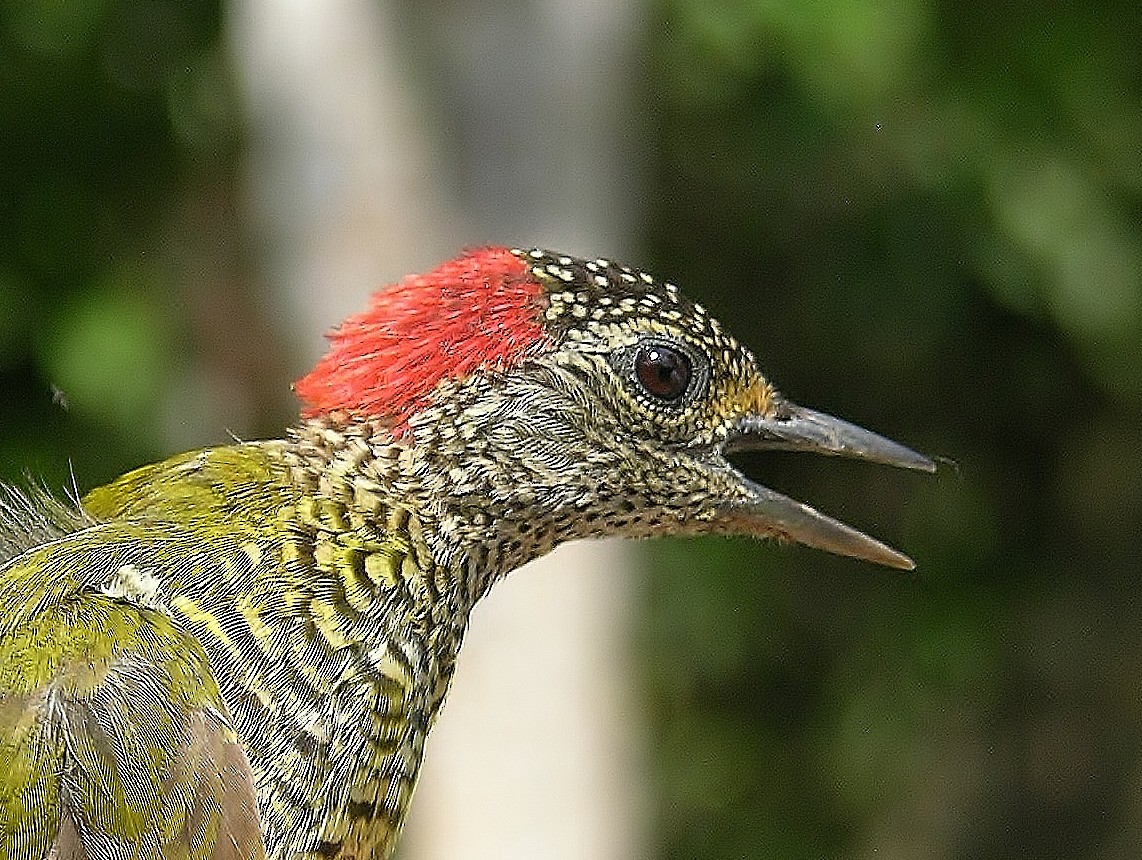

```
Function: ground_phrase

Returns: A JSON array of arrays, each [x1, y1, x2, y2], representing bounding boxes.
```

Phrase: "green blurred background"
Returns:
[[2, 2, 1140, 858]]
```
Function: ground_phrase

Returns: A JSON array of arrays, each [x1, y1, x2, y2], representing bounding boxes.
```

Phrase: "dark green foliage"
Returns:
[[0, 0, 252, 490], [644, 2, 1142, 858]]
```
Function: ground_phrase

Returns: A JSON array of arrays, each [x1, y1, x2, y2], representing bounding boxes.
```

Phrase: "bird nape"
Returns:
[[0, 247, 933, 860]]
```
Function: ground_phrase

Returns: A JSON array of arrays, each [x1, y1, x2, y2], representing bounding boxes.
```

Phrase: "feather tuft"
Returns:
[[0, 480, 95, 567], [294, 247, 551, 433]]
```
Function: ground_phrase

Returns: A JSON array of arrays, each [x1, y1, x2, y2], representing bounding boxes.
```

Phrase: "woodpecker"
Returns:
[[0, 247, 933, 859]]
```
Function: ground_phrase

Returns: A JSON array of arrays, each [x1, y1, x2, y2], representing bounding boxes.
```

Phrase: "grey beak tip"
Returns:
[[721, 403, 932, 569], [892, 552, 918, 571], [912, 452, 939, 474], [856, 536, 921, 571]]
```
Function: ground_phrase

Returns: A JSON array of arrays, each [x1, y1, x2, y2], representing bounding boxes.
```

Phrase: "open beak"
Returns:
[[717, 401, 935, 570]]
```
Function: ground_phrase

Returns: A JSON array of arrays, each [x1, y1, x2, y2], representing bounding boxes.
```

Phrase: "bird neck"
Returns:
[[284, 414, 562, 614]]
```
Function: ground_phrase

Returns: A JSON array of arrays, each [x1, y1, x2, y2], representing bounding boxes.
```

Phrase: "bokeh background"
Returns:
[[2, 2, 1141, 858]]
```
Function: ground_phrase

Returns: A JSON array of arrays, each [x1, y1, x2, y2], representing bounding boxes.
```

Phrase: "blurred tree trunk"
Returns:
[[227, 1, 647, 857]]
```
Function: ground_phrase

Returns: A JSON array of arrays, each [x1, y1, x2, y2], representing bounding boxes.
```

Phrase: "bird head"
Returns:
[[295, 247, 933, 571]]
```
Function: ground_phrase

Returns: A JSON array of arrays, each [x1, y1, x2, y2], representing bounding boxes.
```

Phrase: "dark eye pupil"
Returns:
[[634, 344, 691, 401]]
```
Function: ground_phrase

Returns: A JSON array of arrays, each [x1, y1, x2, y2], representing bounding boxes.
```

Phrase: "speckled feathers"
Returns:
[[295, 246, 777, 440], [0, 243, 930, 860]]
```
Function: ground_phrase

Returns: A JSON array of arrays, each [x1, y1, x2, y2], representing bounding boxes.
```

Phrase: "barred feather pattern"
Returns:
[[1, 439, 470, 860], [1, 247, 819, 860]]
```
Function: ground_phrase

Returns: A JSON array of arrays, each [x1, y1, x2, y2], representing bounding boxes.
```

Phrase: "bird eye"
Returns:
[[634, 343, 692, 402]]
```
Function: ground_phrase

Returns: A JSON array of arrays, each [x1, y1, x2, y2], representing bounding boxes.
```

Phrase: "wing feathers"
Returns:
[[1, 594, 267, 859]]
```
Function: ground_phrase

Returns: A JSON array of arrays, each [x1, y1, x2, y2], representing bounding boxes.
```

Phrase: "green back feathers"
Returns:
[[0, 444, 288, 860], [84, 443, 295, 533]]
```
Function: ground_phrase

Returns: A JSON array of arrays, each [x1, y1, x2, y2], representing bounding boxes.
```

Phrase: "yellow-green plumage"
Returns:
[[0, 248, 932, 859], [1, 452, 272, 858], [2, 440, 445, 858]]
